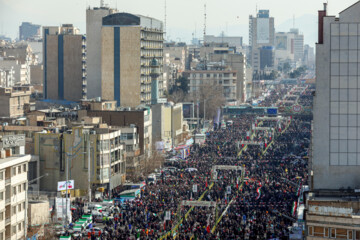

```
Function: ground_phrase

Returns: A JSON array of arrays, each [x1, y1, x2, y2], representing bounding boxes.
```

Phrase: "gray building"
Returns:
[[19, 22, 41, 41], [43, 24, 86, 101], [249, 10, 275, 72], [86, 6, 117, 99], [313, 1, 360, 190]]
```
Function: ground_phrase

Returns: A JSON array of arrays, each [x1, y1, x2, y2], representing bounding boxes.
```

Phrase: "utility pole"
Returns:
[[65, 154, 69, 224], [197, 99, 200, 130], [87, 134, 91, 202], [203, 99, 206, 128]]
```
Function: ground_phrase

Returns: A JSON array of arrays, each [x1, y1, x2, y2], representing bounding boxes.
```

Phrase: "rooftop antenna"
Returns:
[[203, 3, 207, 46], [164, 0, 167, 41]]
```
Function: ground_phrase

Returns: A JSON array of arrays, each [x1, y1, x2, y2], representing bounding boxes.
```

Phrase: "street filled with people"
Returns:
[[62, 83, 313, 240]]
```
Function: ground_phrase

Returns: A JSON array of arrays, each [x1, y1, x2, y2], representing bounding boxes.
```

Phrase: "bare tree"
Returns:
[[186, 84, 226, 120], [168, 89, 185, 104]]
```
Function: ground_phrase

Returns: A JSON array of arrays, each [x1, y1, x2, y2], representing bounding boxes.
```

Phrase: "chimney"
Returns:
[[318, 3, 327, 44]]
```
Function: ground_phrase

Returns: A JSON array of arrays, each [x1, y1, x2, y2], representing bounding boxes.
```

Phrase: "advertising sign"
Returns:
[[193, 184, 198, 193], [57, 180, 74, 191], [276, 35, 287, 50]]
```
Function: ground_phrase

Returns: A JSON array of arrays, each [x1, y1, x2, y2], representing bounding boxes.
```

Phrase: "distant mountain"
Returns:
[[276, 14, 318, 47]]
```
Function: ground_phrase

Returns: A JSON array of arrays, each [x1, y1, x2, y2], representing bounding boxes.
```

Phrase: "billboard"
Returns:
[[276, 36, 287, 50], [182, 103, 193, 119], [57, 180, 74, 191], [257, 18, 270, 44]]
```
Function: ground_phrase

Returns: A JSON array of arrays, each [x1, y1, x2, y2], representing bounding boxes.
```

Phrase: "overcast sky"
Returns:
[[0, 0, 358, 46]]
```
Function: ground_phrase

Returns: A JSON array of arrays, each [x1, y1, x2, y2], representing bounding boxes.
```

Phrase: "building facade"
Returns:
[[19, 22, 40, 41], [43, 24, 86, 101], [185, 70, 238, 102], [0, 87, 31, 118], [101, 13, 164, 106], [34, 124, 126, 193], [249, 10, 275, 72], [0, 134, 30, 240], [86, 6, 117, 99], [312, 1, 360, 190]]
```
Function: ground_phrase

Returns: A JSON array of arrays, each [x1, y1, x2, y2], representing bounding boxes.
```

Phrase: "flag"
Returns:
[[297, 183, 302, 197], [256, 187, 261, 200], [291, 201, 297, 216]]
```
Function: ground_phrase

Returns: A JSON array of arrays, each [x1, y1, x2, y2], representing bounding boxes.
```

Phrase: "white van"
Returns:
[[147, 174, 156, 184]]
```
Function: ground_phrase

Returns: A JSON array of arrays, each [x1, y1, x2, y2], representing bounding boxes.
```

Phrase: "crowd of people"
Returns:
[[67, 83, 312, 240]]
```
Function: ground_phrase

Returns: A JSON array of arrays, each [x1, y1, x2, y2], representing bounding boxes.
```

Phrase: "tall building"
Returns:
[[86, 6, 117, 99], [313, 1, 360, 190], [204, 34, 243, 51], [303, 44, 315, 69], [0, 86, 31, 118], [43, 24, 86, 101], [101, 13, 164, 107], [249, 10, 275, 72], [19, 22, 40, 41], [0, 134, 30, 240], [290, 28, 304, 64]]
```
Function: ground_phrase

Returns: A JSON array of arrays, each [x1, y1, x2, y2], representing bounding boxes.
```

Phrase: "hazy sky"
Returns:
[[0, 0, 358, 46]]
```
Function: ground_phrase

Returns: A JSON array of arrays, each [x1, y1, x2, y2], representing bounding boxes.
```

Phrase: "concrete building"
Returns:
[[209, 53, 248, 102], [164, 43, 187, 90], [249, 10, 275, 72], [152, 103, 184, 150], [0, 87, 31, 118], [204, 34, 243, 51], [304, 44, 315, 69], [312, 1, 360, 190], [275, 31, 295, 67], [101, 13, 164, 106], [184, 70, 238, 102], [19, 22, 41, 41], [79, 105, 152, 158], [0, 134, 30, 240], [290, 28, 304, 64], [86, 6, 117, 99], [34, 123, 126, 194], [306, 192, 360, 239], [43, 24, 86, 101]]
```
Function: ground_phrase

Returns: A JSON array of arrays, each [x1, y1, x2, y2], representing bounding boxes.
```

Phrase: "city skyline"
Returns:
[[1, 0, 358, 46]]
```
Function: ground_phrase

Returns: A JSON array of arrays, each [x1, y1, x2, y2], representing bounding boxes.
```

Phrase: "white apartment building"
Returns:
[[0, 134, 30, 240]]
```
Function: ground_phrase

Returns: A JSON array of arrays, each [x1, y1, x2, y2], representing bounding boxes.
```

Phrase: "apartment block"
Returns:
[[101, 13, 164, 106], [0, 87, 31, 118], [0, 135, 30, 240], [43, 24, 86, 101]]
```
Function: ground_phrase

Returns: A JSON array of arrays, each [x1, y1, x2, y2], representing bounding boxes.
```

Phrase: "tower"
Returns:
[[150, 58, 160, 105]]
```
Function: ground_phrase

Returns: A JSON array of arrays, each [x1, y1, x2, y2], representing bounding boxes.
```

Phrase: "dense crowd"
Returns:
[[68, 84, 313, 240]]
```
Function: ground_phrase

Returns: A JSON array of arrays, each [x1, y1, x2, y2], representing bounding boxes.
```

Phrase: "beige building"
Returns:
[[34, 123, 126, 194], [101, 13, 164, 107], [184, 70, 238, 102], [0, 134, 30, 240], [152, 103, 185, 149], [86, 6, 117, 99], [43, 24, 86, 101], [306, 194, 360, 239], [0, 86, 31, 118], [164, 43, 187, 90]]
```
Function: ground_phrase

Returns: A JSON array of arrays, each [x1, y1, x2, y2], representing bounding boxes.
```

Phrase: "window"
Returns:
[[0, 192, 3, 201], [12, 168, 16, 176], [126, 145, 133, 152], [23, 164, 26, 172], [12, 225, 16, 235], [18, 185, 21, 193], [206, 74, 210, 78], [308, 226, 313, 236], [0, 212, 3, 221], [314, 226, 325, 237], [12, 187, 16, 196], [356, 231, 360, 240], [18, 222, 21, 231], [23, 183, 26, 191], [18, 204, 21, 212], [0, 172, 3, 180], [12, 206, 16, 215], [18, 166, 21, 174], [22, 202, 25, 210]]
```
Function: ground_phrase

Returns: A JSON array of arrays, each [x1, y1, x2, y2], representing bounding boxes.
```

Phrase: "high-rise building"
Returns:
[[313, 2, 360, 190], [303, 44, 315, 69], [86, 6, 117, 99], [290, 28, 304, 64], [19, 22, 40, 41], [43, 24, 86, 101], [101, 13, 164, 107], [249, 10, 275, 72]]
